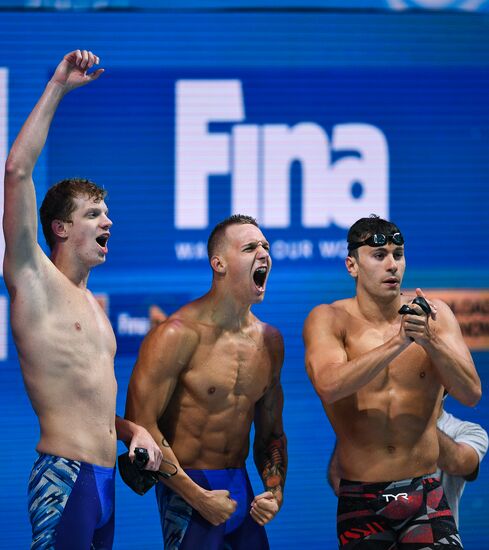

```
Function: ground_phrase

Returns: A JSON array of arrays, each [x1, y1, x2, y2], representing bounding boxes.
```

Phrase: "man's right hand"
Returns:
[[195, 489, 237, 526], [51, 49, 104, 93]]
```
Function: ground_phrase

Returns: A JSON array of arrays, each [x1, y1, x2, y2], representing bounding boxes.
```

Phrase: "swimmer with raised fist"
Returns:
[[3, 50, 161, 549]]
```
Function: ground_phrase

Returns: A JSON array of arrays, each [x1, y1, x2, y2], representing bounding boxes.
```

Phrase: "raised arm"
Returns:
[[125, 319, 237, 526], [304, 304, 411, 404], [252, 327, 287, 526], [403, 289, 481, 407], [3, 50, 103, 279]]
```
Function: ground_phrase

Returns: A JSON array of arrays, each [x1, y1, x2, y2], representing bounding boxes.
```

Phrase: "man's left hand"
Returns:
[[250, 491, 281, 525]]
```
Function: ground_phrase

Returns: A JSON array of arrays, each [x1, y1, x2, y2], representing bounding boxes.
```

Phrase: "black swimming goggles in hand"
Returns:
[[118, 448, 177, 496]]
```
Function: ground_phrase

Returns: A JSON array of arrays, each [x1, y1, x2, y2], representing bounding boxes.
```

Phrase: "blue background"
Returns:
[[1, 9, 488, 549]]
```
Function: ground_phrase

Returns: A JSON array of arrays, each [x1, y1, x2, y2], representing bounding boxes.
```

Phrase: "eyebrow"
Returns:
[[241, 240, 270, 249], [86, 206, 109, 214], [369, 245, 404, 253]]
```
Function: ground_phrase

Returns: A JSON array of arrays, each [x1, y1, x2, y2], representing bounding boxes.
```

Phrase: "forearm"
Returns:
[[254, 433, 287, 506], [6, 80, 66, 178], [424, 335, 480, 406], [310, 335, 411, 404], [115, 415, 150, 445], [123, 412, 206, 508], [437, 428, 479, 477], [154, 433, 214, 511]]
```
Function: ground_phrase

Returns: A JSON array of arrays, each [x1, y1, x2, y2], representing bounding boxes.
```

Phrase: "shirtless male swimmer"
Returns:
[[125, 214, 287, 549], [3, 50, 162, 549], [304, 215, 481, 549]]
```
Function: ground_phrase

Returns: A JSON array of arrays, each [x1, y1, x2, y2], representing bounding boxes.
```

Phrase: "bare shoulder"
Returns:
[[135, 311, 201, 380], [429, 297, 460, 330], [4, 246, 55, 290], [146, 311, 201, 352], [261, 322, 284, 356], [253, 319, 284, 376], [304, 299, 352, 334], [5, 252, 70, 324]]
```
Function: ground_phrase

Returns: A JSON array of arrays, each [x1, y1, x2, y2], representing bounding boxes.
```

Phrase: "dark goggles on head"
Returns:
[[348, 232, 404, 251]]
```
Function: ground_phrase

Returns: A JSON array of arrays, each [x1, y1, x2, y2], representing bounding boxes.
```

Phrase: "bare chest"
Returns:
[[345, 321, 435, 391], [182, 332, 272, 405], [13, 286, 117, 362], [55, 293, 116, 355]]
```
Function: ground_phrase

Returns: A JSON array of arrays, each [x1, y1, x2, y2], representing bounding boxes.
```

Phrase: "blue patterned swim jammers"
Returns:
[[156, 467, 270, 550], [28, 453, 115, 550]]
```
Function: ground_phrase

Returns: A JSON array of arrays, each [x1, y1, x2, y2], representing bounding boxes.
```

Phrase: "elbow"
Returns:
[[443, 454, 473, 477], [448, 378, 482, 408], [441, 460, 462, 477], [456, 383, 482, 408], [310, 372, 338, 405], [466, 385, 482, 408], [5, 156, 28, 181], [317, 386, 337, 405]]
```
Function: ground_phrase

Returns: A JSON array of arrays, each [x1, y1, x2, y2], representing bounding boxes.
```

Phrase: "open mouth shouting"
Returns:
[[253, 265, 268, 293], [95, 233, 110, 253]]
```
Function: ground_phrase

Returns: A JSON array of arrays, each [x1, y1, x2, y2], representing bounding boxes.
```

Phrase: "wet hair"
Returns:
[[207, 214, 259, 260], [40, 177, 106, 250], [347, 214, 402, 259]]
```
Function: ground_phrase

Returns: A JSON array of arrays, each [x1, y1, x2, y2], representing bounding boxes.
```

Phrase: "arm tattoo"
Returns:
[[262, 433, 286, 496]]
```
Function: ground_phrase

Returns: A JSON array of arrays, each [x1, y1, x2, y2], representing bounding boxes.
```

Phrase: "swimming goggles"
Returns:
[[348, 232, 404, 251]]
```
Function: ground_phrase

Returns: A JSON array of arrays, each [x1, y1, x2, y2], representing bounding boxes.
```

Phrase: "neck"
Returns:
[[205, 285, 252, 330], [51, 249, 90, 288], [355, 290, 401, 324]]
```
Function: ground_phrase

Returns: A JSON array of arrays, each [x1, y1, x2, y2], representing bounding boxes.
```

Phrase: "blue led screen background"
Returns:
[[0, 10, 488, 548]]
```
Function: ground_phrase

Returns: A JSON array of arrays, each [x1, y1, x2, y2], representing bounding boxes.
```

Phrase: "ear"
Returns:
[[345, 255, 358, 279], [210, 254, 226, 275], [51, 219, 70, 240]]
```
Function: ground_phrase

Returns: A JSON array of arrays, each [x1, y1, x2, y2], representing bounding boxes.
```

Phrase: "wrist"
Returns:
[[170, 474, 207, 509], [391, 333, 411, 351], [115, 417, 138, 444], [269, 486, 283, 508], [46, 79, 70, 97]]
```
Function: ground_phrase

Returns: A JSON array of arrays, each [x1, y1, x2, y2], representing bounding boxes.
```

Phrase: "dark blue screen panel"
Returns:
[[49, 67, 489, 272]]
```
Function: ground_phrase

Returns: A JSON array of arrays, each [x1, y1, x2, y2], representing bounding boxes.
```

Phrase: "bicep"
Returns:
[[125, 356, 176, 427], [3, 172, 39, 267], [254, 380, 285, 440], [303, 309, 347, 382], [125, 324, 194, 426], [255, 330, 285, 439]]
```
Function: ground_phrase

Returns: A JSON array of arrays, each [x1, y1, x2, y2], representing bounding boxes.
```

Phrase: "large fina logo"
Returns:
[[174, 79, 389, 231]]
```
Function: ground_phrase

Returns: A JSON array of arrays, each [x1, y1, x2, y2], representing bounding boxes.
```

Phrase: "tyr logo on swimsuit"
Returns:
[[382, 492, 409, 502], [174, 79, 389, 230]]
